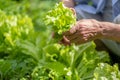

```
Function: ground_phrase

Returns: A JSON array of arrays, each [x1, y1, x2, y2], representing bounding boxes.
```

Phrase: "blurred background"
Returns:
[[0, 0, 120, 80], [0, 0, 58, 80], [0, 0, 58, 30]]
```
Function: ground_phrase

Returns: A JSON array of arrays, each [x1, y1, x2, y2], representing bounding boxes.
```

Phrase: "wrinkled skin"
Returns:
[[61, 19, 103, 45], [61, 19, 120, 45], [60, 0, 120, 45]]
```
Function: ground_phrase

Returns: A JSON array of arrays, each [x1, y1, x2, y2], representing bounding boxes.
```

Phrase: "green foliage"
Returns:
[[93, 63, 120, 80], [0, 0, 120, 80], [45, 2, 76, 40], [29, 0, 58, 31], [0, 53, 36, 80], [0, 10, 34, 53], [42, 42, 110, 80], [0, 0, 29, 15], [0, 0, 57, 79]]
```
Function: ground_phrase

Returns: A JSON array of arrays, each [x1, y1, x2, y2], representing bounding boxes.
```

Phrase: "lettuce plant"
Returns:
[[45, 2, 76, 41]]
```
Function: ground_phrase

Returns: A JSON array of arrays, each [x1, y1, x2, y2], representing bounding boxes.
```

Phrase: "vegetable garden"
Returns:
[[0, 0, 120, 80]]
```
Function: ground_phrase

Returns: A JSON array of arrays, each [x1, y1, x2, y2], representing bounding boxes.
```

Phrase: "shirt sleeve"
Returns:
[[74, 0, 106, 14]]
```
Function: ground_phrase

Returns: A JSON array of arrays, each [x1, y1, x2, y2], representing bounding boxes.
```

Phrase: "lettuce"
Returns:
[[0, 10, 34, 53], [42, 42, 110, 80], [42, 2, 116, 80], [93, 63, 120, 80], [45, 2, 76, 40]]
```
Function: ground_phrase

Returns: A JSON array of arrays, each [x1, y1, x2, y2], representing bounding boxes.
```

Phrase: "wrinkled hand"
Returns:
[[61, 19, 103, 45]]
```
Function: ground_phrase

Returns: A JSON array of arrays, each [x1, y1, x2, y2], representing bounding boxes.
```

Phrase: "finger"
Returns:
[[63, 36, 70, 43], [63, 31, 71, 36], [70, 37, 80, 44], [63, 26, 77, 36], [60, 36, 71, 45], [73, 35, 96, 45], [69, 26, 77, 34], [70, 8, 76, 16], [70, 36, 88, 45], [59, 39, 70, 46], [66, 32, 79, 40]]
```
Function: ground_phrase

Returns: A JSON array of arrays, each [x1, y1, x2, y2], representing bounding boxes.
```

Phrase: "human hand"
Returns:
[[61, 19, 103, 45], [70, 8, 76, 17]]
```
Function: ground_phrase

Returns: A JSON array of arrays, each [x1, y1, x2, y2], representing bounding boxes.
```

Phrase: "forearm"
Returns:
[[61, 0, 75, 8], [62, 19, 120, 45], [100, 22, 120, 42]]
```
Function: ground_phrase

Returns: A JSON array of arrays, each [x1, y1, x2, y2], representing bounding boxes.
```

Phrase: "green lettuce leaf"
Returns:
[[93, 63, 120, 80], [45, 2, 76, 41]]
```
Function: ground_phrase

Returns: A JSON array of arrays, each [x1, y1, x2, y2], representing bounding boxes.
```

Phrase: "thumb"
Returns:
[[70, 8, 76, 16]]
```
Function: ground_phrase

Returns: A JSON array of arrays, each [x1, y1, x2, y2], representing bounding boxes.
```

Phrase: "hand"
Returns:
[[61, 19, 103, 45], [70, 8, 76, 17]]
